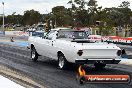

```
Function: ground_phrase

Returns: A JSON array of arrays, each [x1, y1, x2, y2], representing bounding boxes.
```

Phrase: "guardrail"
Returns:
[[1, 31, 132, 46], [106, 41, 132, 46], [102, 36, 132, 46], [0, 31, 4, 35], [89, 35, 132, 46], [4, 31, 29, 37]]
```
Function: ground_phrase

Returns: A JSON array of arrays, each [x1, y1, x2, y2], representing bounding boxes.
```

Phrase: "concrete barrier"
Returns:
[[0, 31, 4, 35], [5, 31, 29, 37]]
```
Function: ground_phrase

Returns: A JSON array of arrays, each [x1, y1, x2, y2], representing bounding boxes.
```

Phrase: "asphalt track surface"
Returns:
[[0, 42, 132, 87]]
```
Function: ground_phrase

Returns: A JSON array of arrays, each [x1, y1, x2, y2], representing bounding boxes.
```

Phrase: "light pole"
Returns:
[[2, 2, 5, 35]]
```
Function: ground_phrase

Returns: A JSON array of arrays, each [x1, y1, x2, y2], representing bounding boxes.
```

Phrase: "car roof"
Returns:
[[51, 27, 86, 32], [51, 27, 72, 31]]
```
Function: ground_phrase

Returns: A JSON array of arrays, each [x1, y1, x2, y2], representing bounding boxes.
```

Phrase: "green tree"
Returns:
[[68, 0, 97, 27], [119, 1, 130, 8], [6, 14, 23, 25], [0, 16, 2, 26], [23, 10, 41, 26], [118, 1, 131, 37], [52, 6, 72, 27]]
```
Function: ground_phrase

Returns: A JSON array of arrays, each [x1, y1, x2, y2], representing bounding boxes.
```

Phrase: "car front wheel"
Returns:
[[58, 54, 68, 70], [31, 46, 38, 62]]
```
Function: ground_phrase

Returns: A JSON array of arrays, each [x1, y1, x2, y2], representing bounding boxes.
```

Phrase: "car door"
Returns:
[[33, 32, 44, 55], [36, 30, 55, 58]]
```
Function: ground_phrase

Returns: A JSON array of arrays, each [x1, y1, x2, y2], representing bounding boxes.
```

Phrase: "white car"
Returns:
[[28, 28, 123, 70]]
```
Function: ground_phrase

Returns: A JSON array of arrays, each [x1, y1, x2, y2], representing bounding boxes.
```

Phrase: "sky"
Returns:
[[0, 0, 132, 15]]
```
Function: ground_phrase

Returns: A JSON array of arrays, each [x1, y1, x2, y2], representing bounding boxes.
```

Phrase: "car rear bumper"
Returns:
[[75, 59, 121, 65]]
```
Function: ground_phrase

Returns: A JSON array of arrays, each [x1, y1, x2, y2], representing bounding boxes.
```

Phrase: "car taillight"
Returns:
[[77, 50, 83, 56], [117, 50, 121, 56]]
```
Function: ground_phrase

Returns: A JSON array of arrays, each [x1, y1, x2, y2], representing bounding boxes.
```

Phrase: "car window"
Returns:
[[47, 33, 54, 40], [57, 31, 88, 39], [45, 30, 56, 40], [32, 31, 44, 37]]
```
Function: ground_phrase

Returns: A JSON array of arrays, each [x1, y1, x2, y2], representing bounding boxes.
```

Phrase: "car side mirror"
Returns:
[[43, 36, 48, 39]]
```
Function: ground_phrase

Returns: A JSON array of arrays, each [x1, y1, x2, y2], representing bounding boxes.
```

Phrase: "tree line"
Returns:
[[0, 0, 132, 36]]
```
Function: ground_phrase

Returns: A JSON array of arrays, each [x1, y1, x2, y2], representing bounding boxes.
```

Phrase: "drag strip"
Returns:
[[0, 44, 132, 88]]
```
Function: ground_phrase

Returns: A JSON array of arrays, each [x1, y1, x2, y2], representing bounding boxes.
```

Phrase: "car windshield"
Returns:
[[57, 30, 88, 39], [37, 25, 44, 27]]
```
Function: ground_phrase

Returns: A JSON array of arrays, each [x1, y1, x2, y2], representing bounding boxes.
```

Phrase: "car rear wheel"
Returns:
[[31, 46, 38, 62], [58, 53, 68, 70]]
